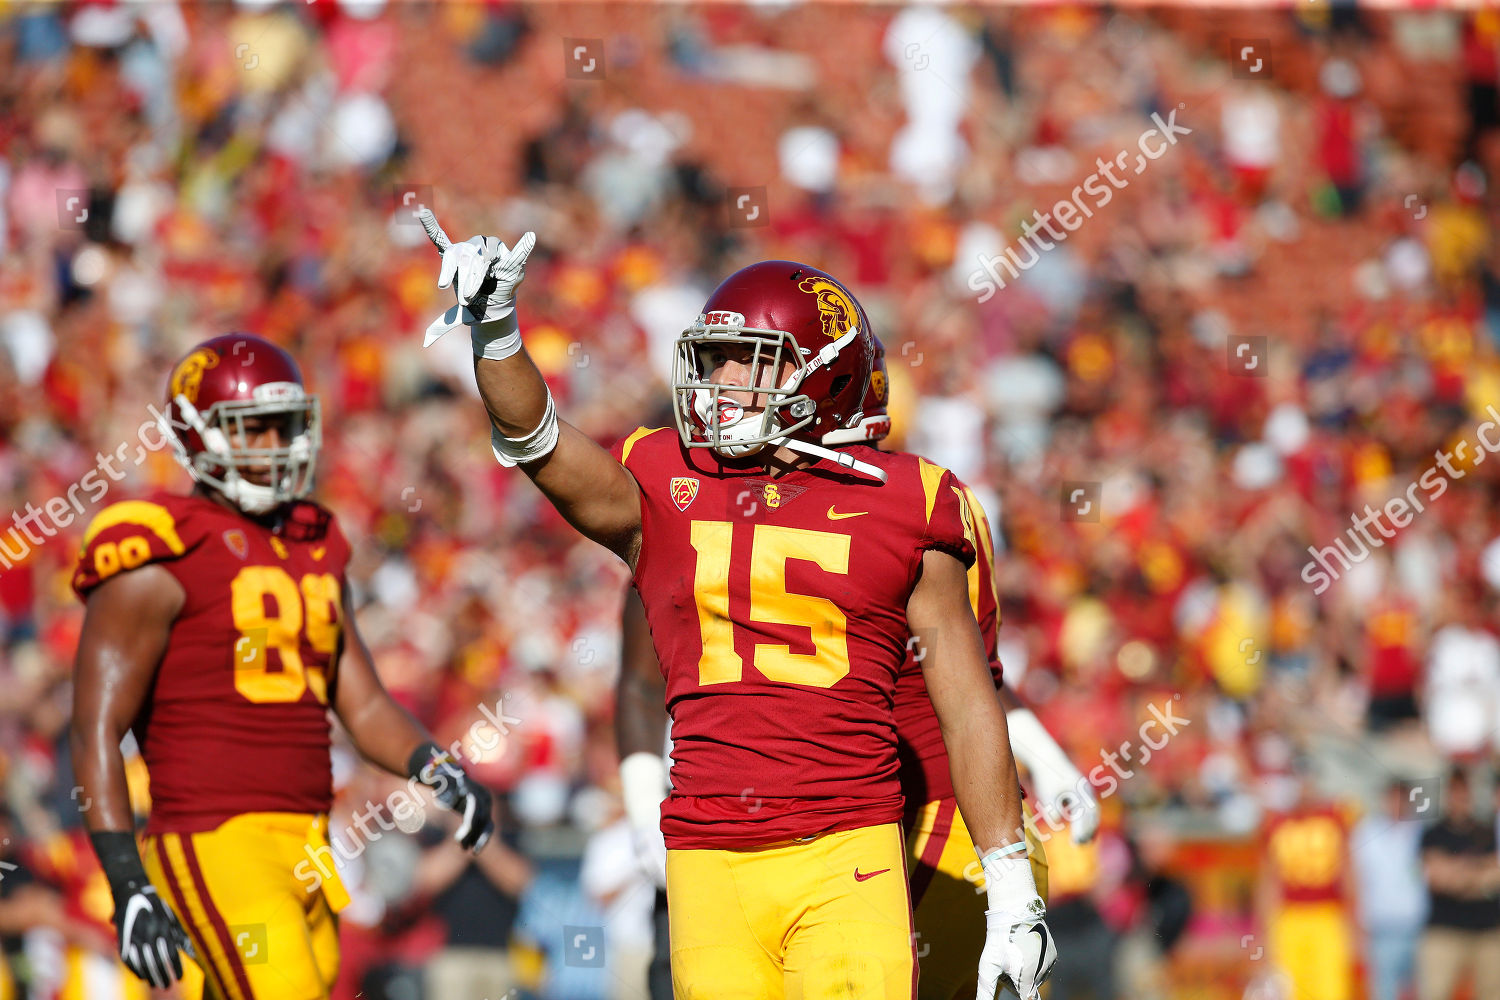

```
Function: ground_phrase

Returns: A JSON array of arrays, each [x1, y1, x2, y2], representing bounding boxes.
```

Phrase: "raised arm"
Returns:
[[417, 212, 644, 565]]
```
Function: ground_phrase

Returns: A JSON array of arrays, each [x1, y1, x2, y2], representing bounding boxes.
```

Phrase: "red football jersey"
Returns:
[[891, 476, 1005, 808], [73, 492, 350, 835], [612, 427, 976, 849], [1264, 805, 1350, 904]]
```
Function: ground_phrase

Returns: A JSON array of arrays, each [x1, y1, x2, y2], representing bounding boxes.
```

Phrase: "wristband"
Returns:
[[406, 741, 449, 783], [471, 311, 521, 362], [490, 390, 560, 467], [90, 830, 150, 899], [978, 841, 1029, 864]]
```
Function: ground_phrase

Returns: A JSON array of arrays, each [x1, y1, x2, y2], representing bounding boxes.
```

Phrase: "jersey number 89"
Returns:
[[230, 566, 340, 705]]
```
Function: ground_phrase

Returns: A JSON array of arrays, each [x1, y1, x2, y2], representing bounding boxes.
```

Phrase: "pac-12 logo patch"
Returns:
[[670, 477, 700, 511], [222, 529, 248, 560]]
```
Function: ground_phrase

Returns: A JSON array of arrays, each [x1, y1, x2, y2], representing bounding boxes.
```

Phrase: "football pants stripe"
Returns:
[[179, 834, 256, 1000], [155, 836, 237, 1000]]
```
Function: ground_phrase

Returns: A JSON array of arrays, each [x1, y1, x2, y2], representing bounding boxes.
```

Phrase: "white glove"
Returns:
[[620, 751, 669, 888], [1008, 706, 1100, 844], [977, 849, 1057, 1000], [418, 208, 536, 351]]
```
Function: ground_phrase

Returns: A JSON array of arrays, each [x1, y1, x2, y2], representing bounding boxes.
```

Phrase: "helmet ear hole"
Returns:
[[830, 374, 852, 398]]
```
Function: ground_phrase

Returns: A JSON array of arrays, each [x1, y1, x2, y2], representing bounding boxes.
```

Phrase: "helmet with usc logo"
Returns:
[[672, 260, 885, 480], [159, 333, 320, 515]]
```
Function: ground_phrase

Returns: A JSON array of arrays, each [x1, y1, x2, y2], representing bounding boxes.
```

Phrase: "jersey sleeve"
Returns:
[[914, 458, 976, 568], [72, 499, 197, 599], [611, 425, 670, 474]]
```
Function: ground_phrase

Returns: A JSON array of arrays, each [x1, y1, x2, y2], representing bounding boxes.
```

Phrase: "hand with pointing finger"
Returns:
[[418, 208, 536, 347]]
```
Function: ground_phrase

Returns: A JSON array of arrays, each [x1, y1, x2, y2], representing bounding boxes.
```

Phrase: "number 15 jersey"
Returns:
[[613, 427, 975, 850]]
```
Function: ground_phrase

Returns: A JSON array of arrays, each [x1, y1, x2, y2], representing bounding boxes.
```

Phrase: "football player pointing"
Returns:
[[420, 212, 1055, 999], [70, 335, 494, 999], [617, 340, 1086, 999]]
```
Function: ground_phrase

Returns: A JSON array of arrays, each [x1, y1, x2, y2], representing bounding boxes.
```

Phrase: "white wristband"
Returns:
[[619, 752, 669, 834], [490, 390, 560, 467], [471, 309, 521, 361]]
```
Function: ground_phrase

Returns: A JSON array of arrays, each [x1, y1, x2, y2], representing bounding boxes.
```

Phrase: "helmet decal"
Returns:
[[797, 275, 860, 340], [170, 348, 220, 404], [870, 369, 887, 404]]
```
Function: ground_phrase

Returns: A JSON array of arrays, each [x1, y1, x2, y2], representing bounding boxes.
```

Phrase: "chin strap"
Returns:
[[774, 436, 888, 483]]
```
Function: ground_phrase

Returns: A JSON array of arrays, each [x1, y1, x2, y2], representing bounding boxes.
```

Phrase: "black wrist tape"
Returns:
[[89, 830, 149, 899]]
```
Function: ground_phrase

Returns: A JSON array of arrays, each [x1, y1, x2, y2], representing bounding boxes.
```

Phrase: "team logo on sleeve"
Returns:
[[670, 477, 700, 511]]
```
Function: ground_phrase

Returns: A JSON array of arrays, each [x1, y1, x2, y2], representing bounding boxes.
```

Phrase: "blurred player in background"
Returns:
[[1258, 772, 1356, 1000], [69, 334, 495, 1000], [419, 210, 1054, 999], [616, 339, 1096, 1000]]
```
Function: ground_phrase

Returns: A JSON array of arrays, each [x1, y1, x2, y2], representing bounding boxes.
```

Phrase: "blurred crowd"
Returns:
[[2, 2, 1500, 998]]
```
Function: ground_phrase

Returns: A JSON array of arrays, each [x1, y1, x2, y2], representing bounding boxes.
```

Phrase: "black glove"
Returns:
[[90, 832, 194, 989], [407, 743, 495, 852]]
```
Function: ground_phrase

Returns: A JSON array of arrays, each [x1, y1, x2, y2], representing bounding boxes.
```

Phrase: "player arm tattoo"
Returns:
[[70, 564, 185, 835], [907, 549, 1026, 855]]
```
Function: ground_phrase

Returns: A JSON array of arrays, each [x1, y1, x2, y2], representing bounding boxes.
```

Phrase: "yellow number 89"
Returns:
[[230, 566, 340, 705]]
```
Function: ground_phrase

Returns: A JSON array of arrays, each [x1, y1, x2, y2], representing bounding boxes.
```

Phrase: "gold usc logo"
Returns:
[[170, 348, 220, 404], [870, 369, 887, 403], [797, 276, 859, 341]]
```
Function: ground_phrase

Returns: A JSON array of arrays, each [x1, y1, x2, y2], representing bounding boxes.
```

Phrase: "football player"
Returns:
[[69, 334, 495, 1000], [419, 212, 1056, 1000], [616, 340, 1095, 999]]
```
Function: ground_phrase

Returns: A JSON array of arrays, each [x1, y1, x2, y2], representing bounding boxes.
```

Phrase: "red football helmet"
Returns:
[[159, 334, 320, 515], [823, 334, 890, 445], [673, 260, 884, 479]]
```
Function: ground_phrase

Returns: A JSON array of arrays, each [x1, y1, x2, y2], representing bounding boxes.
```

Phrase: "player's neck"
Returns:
[[761, 445, 814, 479]]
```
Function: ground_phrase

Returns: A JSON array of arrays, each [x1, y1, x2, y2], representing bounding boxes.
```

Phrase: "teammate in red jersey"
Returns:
[[419, 211, 1056, 999], [70, 334, 494, 999], [616, 340, 1095, 999]]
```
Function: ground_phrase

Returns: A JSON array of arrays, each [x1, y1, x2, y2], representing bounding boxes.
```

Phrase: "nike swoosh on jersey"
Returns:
[[853, 867, 891, 881], [827, 506, 868, 520]]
